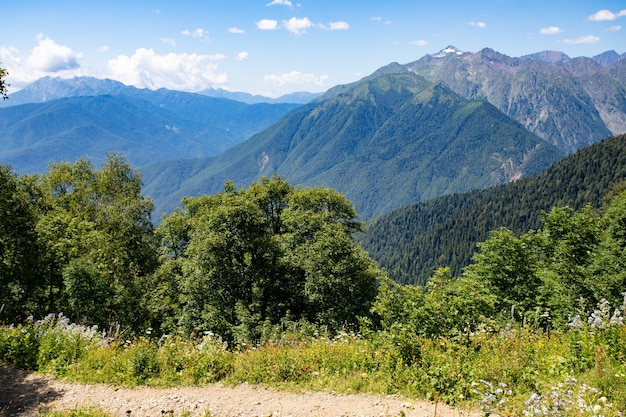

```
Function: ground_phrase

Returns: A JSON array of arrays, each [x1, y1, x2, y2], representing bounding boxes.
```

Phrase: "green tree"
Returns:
[[0, 165, 43, 321], [464, 228, 544, 320], [36, 155, 158, 331], [156, 176, 383, 341], [588, 188, 626, 307]]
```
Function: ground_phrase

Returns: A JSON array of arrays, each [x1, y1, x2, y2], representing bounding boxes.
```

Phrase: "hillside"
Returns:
[[0, 79, 301, 173], [142, 71, 563, 220], [360, 133, 626, 285], [405, 47, 626, 152]]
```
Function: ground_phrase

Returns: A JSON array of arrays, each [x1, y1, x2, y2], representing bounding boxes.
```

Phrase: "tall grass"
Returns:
[[1, 304, 625, 416]]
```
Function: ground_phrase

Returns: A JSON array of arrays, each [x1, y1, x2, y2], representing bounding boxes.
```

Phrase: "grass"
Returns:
[[1, 314, 625, 416]]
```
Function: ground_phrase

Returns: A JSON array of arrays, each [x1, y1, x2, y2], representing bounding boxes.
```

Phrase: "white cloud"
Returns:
[[322, 21, 349, 31], [0, 35, 88, 88], [587, 9, 626, 21], [606, 25, 622, 32], [97, 45, 110, 52], [27, 34, 83, 72], [283, 17, 312, 35], [257, 19, 279, 30], [181, 28, 209, 39], [410, 40, 427, 46], [267, 0, 292, 6], [228, 27, 245, 34], [161, 37, 176, 46], [264, 70, 329, 87], [236, 51, 249, 61], [559, 35, 600, 45], [469, 21, 486, 28], [539, 26, 563, 35], [108, 48, 227, 91]]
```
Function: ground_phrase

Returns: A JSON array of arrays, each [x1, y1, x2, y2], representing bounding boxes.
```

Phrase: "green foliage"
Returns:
[[2, 313, 624, 414], [363, 133, 626, 285], [0, 165, 44, 322], [35, 155, 158, 331], [156, 175, 382, 342]]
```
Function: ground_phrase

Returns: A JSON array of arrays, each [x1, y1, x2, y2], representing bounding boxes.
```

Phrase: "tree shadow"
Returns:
[[0, 364, 63, 416]]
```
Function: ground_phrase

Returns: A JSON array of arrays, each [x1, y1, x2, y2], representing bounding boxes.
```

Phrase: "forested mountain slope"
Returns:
[[142, 71, 563, 220], [0, 78, 301, 173], [360, 133, 626, 285]]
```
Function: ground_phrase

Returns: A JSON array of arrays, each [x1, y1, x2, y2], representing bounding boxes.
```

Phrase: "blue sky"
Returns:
[[1, 1, 625, 97]]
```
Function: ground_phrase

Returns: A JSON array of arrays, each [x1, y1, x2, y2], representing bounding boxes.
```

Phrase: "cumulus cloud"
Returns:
[[410, 40, 427, 46], [587, 9, 626, 21], [606, 25, 622, 32], [539, 26, 563, 35], [235, 51, 249, 61], [283, 17, 312, 35], [267, 0, 292, 6], [469, 21, 486, 28], [97, 45, 110, 52], [181, 28, 209, 39], [228, 27, 245, 34], [0, 35, 87, 88], [264, 70, 329, 87], [559, 35, 600, 45], [257, 19, 279, 30], [27, 34, 83, 72], [108, 48, 227, 91]]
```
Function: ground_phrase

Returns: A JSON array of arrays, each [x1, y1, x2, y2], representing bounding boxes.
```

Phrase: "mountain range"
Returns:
[[141, 70, 563, 220], [1, 47, 625, 224], [405, 46, 626, 152], [0, 78, 301, 172]]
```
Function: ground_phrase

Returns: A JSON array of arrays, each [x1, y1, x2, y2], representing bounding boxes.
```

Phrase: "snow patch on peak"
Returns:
[[433, 46, 464, 58]]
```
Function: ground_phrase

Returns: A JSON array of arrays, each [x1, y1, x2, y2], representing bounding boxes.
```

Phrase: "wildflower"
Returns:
[[568, 315, 584, 328]]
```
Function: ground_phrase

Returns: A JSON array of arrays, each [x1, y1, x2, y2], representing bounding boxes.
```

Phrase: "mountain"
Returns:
[[0, 79, 301, 173], [0, 77, 132, 107], [522, 50, 570, 64], [360, 133, 626, 285], [0, 76, 319, 107], [141, 70, 563, 221], [592, 50, 626, 67], [405, 47, 626, 153], [197, 87, 321, 104]]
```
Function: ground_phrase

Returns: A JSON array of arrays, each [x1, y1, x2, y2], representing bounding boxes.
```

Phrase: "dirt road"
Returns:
[[0, 364, 476, 417]]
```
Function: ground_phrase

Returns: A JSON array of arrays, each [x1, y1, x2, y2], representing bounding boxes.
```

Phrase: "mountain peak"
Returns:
[[433, 46, 464, 58], [521, 50, 571, 64]]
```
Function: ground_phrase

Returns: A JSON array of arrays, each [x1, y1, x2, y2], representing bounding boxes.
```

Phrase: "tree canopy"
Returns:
[[153, 175, 383, 342]]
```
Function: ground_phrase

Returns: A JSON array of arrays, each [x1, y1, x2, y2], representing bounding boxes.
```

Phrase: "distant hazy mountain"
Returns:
[[592, 50, 626, 67], [142, 70, 563, 220], [0, 77, 133, 107], [0, 78, 301, 173], [0, 76, 320, 107], [197, 87, 321, 104], [522, 50, 570, 64], [405, 47, 626, 152]]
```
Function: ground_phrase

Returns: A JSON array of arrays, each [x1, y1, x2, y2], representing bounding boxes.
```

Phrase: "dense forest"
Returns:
[[2, 140, 626, 338], [362, 133, 626, 285], [2, 141, 626, 415]]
